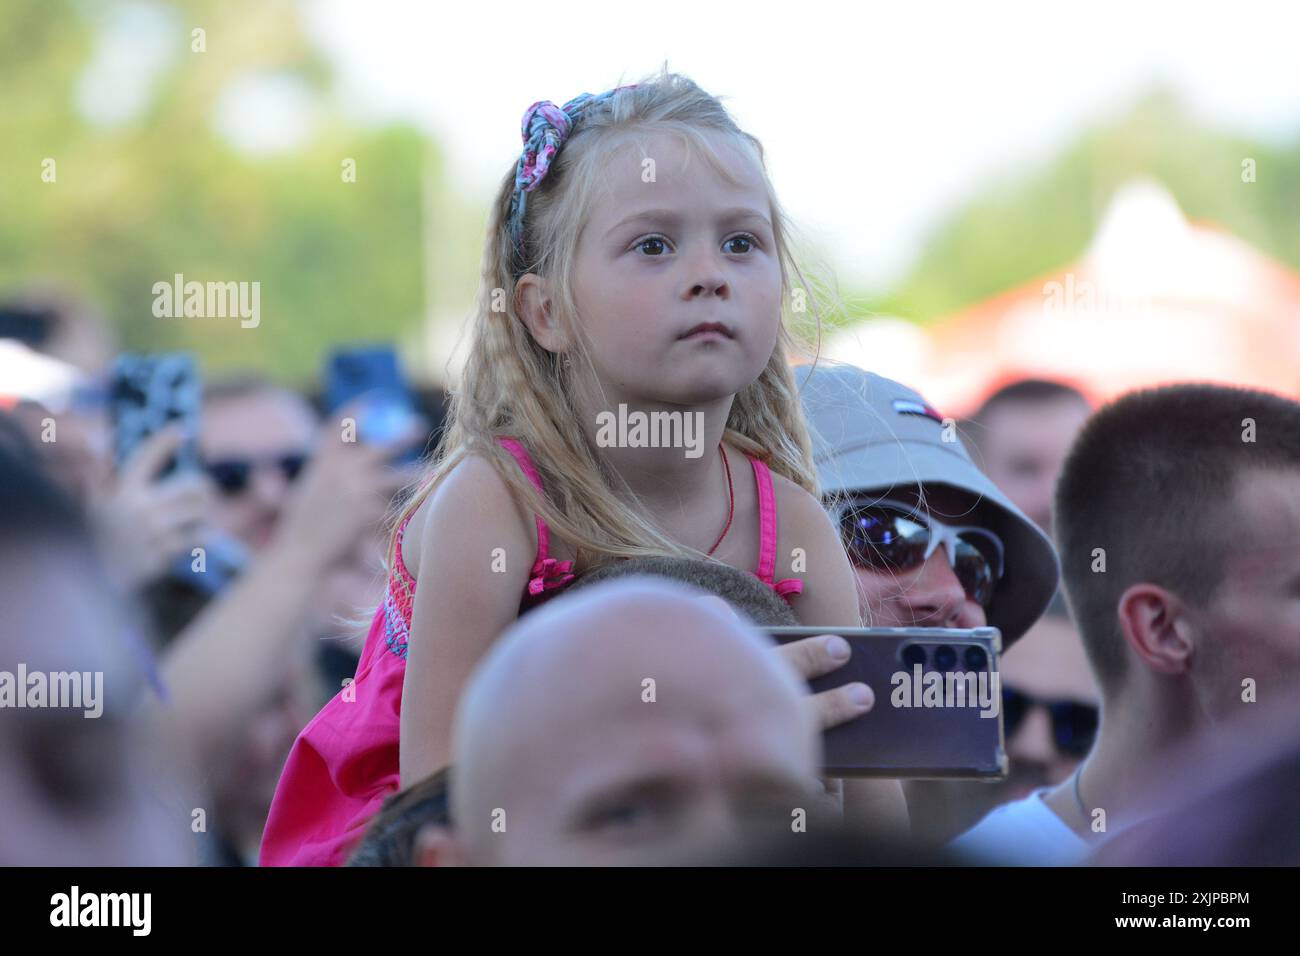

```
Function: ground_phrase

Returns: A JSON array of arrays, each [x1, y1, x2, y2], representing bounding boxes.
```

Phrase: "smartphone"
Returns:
[[763, 626, 1007, 779], [323, 346, 426, 464], [108, 352, 202, 478], [108, 352, 244, 595]]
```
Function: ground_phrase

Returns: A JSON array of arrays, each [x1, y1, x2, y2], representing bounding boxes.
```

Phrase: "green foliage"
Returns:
[[6, 1, 1297, 377], [861, 89, 1300, 324], [0, 0, 432, 384]]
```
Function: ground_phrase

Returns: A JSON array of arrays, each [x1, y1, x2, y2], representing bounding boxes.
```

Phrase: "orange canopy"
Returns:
[[815, 181, 1300, 416]]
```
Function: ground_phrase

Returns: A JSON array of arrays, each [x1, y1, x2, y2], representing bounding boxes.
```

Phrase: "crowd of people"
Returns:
[[3, 68, 1297, 868]]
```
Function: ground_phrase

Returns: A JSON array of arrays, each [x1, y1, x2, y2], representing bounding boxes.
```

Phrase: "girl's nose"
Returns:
[[682, 250, 730, 299], [686, 276, 730, 299]]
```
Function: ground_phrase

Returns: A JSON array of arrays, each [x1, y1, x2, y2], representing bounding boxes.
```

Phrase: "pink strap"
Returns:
[[774, 578, 804, 601], [750, 456, 804, 603], [391, 439, 573, 602], [497, 437, 575, 597], [750, 457, 779, 584], [497, 436, 552, 564]]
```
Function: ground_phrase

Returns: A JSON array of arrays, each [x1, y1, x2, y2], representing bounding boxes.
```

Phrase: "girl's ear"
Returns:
[[514, 273, 571, 355]]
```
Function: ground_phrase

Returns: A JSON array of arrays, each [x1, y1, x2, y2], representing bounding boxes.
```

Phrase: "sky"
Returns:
[[303, 0, 1300, 290]]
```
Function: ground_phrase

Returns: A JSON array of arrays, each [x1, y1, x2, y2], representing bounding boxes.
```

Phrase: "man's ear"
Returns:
[[412, 823, 471, 867], [1116, 583, 1193, 676], [514, 274, 570, 355]]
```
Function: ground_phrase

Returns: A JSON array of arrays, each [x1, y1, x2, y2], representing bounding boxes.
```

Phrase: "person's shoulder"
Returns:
[[769, 468, 841, 562], [767, 466, 829, 531], [763, 463, 860, 623], [403, 451, 536, 578]]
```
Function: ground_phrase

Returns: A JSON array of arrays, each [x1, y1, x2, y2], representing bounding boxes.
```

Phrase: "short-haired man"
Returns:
[[952, 383, 1300, 864]]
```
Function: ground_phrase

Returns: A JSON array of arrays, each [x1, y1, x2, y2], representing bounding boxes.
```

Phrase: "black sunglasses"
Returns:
[[837, 498, 1006, 608], [1001, 685, 1098, 756], [204, 453, 308, 496]]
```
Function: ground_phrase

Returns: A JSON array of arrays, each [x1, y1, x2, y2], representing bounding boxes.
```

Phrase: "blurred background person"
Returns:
[[152, 376, 423, 864], [2, 357, 428, 865], [200, 375, 319, 553], [199, 373, 394, 647], [967, 379, 1092, 539], [0, 287, 118, 377], [0, 433, 192, 866]]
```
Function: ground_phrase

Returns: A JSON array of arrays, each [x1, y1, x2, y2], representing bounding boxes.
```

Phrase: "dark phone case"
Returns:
[[765, 626, 1008, 779], [108, 353, 202, 477]]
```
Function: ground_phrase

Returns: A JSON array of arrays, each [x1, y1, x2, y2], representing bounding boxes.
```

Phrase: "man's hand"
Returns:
[[777, 636, 906, 832], [92, 425, 215, 590], [774, 632, 874, 729], [691, 598, 875, 730], [271, 404, 423, 572]]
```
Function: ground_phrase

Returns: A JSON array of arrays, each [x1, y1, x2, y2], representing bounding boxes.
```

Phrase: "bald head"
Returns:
[[449, 577, 820, 866]]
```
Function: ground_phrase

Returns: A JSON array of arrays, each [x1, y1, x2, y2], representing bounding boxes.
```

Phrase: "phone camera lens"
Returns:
[[964, 646, 988, 671], [901, 644, 927, 669], [933, 645, 957, 671]]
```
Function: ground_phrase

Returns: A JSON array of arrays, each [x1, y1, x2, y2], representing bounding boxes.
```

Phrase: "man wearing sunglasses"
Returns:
[[796, 364, 1058, 640], [953, 383, 1300, 865], [796, 363, 1063, 840], [168, 374, 420, 865], [201, 376, 319, 551]]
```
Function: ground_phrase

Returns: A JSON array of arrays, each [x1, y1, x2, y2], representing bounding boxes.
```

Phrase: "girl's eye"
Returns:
[[724, 234, 757, 255], [636, 236, 669, 256]]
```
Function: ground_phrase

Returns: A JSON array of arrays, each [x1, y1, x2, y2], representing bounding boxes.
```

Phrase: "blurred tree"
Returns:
[[860, 89, 1300, 324], [0, 0, 434, 384], [6, 3, 1298, 375]]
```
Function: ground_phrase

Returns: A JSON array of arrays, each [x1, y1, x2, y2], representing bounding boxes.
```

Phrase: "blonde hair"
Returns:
[[389, 66, 840, 581]]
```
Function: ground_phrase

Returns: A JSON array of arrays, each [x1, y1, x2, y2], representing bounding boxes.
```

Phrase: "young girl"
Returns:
[[261, 69, 901, 866]]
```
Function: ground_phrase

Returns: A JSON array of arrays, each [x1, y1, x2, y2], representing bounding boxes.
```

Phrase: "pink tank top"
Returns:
[[258, 437, 802, 866]]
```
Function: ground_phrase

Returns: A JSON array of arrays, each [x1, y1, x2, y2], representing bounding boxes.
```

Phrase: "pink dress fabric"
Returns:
[[258, 438, 801, 866]]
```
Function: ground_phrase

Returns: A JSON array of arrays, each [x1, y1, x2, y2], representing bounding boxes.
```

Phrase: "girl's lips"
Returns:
[[681, 329, 731, 341], [678, 322, 735, 340]]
